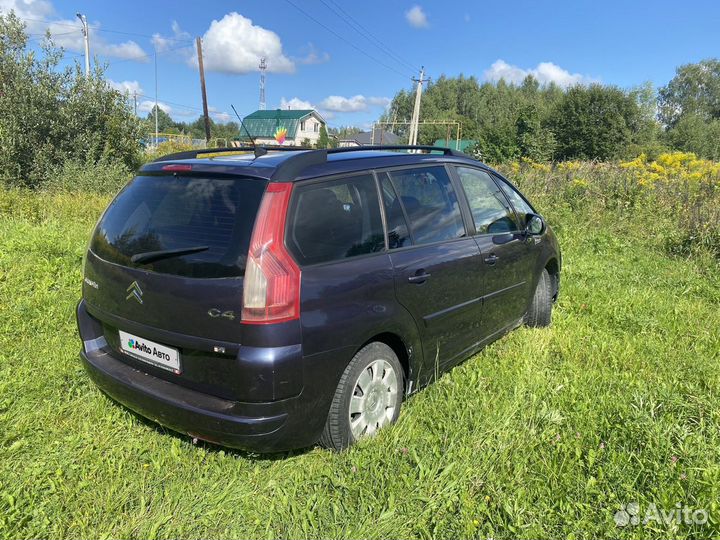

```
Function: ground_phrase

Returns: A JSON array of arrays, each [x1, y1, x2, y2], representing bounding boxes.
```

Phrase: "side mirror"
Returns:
[[525, 214, 545, 235]]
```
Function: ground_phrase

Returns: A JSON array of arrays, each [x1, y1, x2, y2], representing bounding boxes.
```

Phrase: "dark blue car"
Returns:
[[76, 146, 561, 452]]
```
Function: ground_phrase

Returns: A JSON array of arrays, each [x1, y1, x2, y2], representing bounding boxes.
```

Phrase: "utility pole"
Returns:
[[76, 13, 90, 77], [154, 49, 158, 145], [259, 57, 267, 110], [196, 37, 212, 144], [408, 67, 426, 147], [133, 92, 137, 116]]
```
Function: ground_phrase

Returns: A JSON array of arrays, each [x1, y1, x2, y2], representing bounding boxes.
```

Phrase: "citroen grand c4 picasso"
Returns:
[[76, 146, 561, 452]]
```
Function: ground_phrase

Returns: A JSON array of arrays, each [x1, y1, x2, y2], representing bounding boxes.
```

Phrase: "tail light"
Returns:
[[242, 182, 301, 324]]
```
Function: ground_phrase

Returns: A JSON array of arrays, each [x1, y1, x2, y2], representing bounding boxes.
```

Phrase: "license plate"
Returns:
[[119, 330, 181, 374]]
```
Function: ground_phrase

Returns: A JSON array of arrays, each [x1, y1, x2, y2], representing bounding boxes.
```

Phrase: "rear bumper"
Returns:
[[77, 300, 325, 452]]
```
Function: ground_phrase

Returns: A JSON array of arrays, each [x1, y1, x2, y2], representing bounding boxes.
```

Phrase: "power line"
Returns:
[[319, 0, 419, 73], [105, 43, 191, 67], [282, 0, 412, 79], [14, 16, 193, 44]]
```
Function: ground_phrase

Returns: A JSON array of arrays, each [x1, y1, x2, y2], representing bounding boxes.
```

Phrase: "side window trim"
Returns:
[[452, 165, 522, 236], [382, 171, 417, 246], [371, 170, 390, 251], [445, 164, 478, 236]]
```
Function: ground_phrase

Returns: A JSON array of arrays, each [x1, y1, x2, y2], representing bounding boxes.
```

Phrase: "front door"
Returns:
[[452, 166, 537, 338]]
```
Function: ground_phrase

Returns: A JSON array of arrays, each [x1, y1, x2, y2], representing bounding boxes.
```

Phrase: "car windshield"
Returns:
[[90, 175, 266, 278]]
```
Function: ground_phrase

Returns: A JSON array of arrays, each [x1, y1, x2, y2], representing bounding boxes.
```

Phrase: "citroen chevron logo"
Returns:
[[125, 281, 143, 304]]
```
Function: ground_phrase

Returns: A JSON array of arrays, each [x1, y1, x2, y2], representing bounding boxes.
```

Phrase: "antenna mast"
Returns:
[[259, 57, 267, 110]]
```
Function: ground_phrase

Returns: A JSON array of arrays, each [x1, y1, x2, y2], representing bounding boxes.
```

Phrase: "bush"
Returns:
[[45, 158, 133, 195], [142, 140, 196, 163], [0, 13, 142, 190]]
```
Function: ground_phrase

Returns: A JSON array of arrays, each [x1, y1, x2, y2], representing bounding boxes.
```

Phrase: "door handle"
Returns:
[[484, 254, 499, 265], [408, 271, 431, 284]]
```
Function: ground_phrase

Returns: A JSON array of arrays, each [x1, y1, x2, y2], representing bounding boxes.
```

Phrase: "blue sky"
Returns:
[[5, 0, 720, 129]]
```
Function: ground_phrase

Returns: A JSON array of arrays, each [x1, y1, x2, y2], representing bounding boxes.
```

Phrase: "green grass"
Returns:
[[1, 188, 719, 539]]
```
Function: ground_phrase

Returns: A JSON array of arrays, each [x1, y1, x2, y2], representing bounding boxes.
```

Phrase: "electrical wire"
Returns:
[[319, 0, 419, 74], [282, 0, 412, 79]]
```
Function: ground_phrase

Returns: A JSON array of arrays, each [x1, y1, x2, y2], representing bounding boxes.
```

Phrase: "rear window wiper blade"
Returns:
[[130, 246, 209, 265]]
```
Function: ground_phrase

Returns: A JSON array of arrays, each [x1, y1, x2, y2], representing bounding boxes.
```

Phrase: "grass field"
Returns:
[[1, 165, 719, 538]]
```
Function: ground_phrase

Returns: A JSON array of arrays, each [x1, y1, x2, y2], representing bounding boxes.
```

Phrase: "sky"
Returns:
[[3, 0, 720, 130]]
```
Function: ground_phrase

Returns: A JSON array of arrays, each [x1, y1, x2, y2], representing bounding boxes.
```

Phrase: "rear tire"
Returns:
[[525, 268, 553, 327], [319, 342, 403, 451]]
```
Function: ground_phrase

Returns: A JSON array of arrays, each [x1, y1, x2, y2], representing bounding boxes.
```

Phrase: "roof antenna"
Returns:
[[231, 104, 267, 158]]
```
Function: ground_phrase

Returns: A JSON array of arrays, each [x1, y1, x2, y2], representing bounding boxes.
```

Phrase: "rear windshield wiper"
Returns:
[[130, 246, 209, 265]]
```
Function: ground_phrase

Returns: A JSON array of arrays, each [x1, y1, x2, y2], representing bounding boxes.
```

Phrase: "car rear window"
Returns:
[[90, 175, 267, 278]]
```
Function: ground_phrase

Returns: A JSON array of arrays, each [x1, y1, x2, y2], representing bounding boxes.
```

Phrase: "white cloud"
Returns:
[[320, 95, 367, 112], [151, 20, 192, 54], [207, 106, 233, 123], [0, 0, 148, 61], [295, 43, 330, 65], [192, 12, 294, 74], [278, 95, 390, 117], [138, 100, 172, 115], [483, 59, 597, 88], [319, 95, 391, 112], [107, 79, 143, 95], [0, 0, 53, 22], [367, 96, 391, 107], [279, 97, 314, 110], [405, 5, 428, 28], [212, 111, 232, 123]]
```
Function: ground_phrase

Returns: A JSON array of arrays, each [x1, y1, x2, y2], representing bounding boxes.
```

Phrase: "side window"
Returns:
[[380, 175, 412, 249], [289, 174, 385, 265], [496, 176, 536, 226], [386, 166, 465, 245], [455, 167, 519, 234]]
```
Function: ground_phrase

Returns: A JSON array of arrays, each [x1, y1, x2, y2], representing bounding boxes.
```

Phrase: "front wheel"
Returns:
[[525, 268, 553, 327], [319, 342, 404, 451]]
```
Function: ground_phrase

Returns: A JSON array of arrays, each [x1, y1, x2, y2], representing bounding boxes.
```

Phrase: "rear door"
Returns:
[[451, 166, 538, 337], [380, 166, 484, 371], [83, 174, 267, 342]]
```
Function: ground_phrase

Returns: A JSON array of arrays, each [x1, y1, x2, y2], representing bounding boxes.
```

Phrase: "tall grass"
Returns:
[[495, 153, 720, 260]]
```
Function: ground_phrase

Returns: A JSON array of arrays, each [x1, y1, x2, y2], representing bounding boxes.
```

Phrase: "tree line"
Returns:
[[382, 60, 720, 162], [2, 9, 719, 191]]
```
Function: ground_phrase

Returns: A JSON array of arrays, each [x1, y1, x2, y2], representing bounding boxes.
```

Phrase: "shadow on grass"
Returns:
[[102, 393, 317, 462]]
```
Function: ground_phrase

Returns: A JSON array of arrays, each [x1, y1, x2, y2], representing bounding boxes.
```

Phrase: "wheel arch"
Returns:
[[543, 256, 560, 300], [358, 332, 414, 394]]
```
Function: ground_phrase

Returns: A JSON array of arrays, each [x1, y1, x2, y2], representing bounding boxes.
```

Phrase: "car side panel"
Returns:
[[299, 253, 424, 391]]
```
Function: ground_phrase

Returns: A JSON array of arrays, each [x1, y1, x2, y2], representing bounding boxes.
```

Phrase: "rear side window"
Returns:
[[455, 167, 519, 234], [90, 175, 266, 278], [288, 174, 385, 265], [385, 166, 465, 246]]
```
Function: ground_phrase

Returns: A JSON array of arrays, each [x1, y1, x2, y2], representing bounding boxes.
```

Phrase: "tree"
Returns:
[[659, 58, 720, 127], [550, 84, 643, 160], [665, 114, 720, 160], [516, 104, 556, 161], [144, 106, 176, 133], [0, 12, 142, 188], [317, 125, 330, 148]]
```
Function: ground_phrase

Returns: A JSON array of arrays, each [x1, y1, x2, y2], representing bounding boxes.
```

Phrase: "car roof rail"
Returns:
[[327, 145, 470, 157], [151, 146, 258, 162], [151, 145, 324, 162], [151, 144, 472, 180]]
